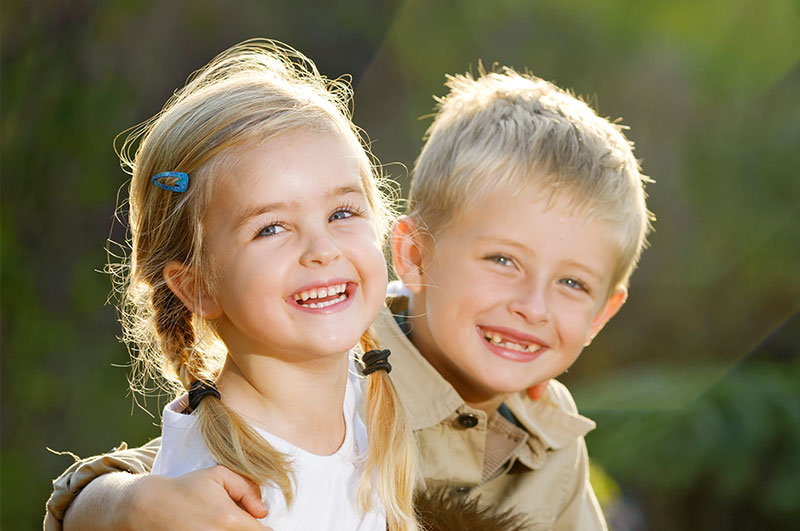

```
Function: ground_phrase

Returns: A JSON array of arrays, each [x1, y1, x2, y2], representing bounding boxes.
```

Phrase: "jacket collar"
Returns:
[[506, 387, 595, 451], [374, 303, 465, 431]]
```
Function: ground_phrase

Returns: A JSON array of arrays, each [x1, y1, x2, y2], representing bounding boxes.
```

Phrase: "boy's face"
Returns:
[[393, 191, 627, 404]]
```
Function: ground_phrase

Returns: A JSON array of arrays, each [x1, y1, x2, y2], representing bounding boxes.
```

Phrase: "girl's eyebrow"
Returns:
[[235, 184, 365, 227]]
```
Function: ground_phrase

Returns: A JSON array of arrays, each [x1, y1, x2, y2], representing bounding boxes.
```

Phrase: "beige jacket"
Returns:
[[45, 303, 606, 530]]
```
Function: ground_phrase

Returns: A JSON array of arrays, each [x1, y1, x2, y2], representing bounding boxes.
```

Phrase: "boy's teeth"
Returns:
[[483, 331, 541, 353]]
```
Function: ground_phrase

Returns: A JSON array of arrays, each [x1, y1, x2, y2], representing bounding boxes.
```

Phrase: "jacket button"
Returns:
[[457, 413, 479, 428], [453, 486, 471, 495]]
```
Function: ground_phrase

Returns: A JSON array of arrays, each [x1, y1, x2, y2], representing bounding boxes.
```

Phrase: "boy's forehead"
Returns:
[[434, 189, 624, 266], [439, 184, 560, 229]]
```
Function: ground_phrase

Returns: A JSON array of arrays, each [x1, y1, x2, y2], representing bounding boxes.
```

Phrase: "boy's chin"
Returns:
[[479, 376, 551, 401], [469, 381, 531, 401]]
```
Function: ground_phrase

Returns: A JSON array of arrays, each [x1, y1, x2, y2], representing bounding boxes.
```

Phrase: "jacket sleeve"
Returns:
[[552, 436, 608, 531], [43, 438, 161, 531]]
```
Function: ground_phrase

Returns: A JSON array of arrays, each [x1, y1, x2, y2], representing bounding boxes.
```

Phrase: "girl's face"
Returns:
[[200, 130, 388, 363]]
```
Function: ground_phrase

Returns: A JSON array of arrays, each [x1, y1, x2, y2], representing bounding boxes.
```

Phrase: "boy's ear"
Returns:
[[391, 216, 428, 294], [586, 286, 628, 345], [163, 262, 222, 319]]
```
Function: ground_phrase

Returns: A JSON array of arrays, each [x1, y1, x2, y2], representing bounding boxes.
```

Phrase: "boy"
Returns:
[[46, 67, 651, 530]]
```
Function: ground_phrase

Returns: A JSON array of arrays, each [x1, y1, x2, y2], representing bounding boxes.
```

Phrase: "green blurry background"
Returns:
[[2, 1, 798, 528]]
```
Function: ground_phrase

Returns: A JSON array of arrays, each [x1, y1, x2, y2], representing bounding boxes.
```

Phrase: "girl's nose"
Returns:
[[299, 232, 342, 267]]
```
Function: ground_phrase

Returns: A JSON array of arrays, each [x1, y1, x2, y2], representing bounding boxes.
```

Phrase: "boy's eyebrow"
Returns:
[[562, 260, 604, 282], [235, 184, 365, 227], [478, 236, 531, 255]]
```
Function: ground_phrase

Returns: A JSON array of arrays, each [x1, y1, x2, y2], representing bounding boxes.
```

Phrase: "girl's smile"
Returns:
[[290, 280, 355, 312], [201, 130, 388, 362]]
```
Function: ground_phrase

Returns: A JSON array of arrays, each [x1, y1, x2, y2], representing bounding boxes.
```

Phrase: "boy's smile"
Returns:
[[395, 190, 627, 408], [478, 325, 546, 361]]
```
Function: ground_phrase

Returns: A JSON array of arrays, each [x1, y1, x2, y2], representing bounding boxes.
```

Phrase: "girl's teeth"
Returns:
[[303, 294, 346, 308], [294, 284, 348, 303]]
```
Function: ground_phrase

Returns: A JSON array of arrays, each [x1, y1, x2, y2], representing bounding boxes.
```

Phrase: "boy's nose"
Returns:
[[508, 283, 551, 324], [299, 232, 341, 267]]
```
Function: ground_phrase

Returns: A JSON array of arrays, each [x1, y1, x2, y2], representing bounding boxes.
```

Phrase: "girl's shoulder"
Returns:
[[154, 396, 216, 477]]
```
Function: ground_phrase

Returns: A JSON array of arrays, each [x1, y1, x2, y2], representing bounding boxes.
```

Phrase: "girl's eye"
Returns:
[[329, 204, 366, 222], [488, 255, 515, 267], [329, 209, 354, 222], [560, 277, 588, 292], [257, 223, 286, 237]]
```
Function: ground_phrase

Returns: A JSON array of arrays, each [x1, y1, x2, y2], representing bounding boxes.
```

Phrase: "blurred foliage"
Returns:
[[1, 0, 798, 529], [576, 315, 800, 529]]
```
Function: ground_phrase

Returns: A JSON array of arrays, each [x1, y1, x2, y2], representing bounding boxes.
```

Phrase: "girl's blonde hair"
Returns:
[[115, 39, 417, 529]]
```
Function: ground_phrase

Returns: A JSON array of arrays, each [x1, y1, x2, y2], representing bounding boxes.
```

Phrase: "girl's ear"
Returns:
[[390, 216, 428, 295], [163, 262, 222, 319], [585, 286, 627, 346]]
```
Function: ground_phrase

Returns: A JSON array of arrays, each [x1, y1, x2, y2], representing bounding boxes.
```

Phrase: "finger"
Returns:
[[527, 380, 549, 401], [214, 466, 269, 519]]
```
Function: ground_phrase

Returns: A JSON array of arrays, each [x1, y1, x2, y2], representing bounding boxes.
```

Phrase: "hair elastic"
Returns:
[[151, 171, 189, 193], [188, 380, 221, 411], [361, 349, 392, 375]]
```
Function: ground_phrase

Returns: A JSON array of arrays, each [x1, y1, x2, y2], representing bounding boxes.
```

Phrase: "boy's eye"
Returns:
[[257, 223, 286, 237], [560, 277, 588, 292]]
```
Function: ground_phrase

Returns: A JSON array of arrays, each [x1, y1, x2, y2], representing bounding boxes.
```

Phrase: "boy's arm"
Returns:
[[45, 439, 160, 530], [552, 437, 608, 531], [44, 439, 268, 531]]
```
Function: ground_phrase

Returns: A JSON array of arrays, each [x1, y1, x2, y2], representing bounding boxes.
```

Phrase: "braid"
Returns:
[[359, 327, 419, 530], [151, 282, 197, 392], [195, 391, 295, 505], [150, 281, 296, 504]]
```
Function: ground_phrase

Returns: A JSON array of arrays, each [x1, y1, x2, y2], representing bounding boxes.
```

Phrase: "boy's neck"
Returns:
[[464, 395, 506, 418], [215, 352, 350, 456]]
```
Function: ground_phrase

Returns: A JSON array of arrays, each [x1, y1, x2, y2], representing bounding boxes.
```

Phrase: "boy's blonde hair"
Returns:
[[115, 39, 417, 529], [407, 67, 653, 289]]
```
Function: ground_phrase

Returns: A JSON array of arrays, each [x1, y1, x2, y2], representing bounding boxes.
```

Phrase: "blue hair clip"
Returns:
[[151, 171, 189, 193]]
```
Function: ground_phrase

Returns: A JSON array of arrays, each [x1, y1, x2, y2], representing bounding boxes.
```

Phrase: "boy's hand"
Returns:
[[126, 466, 270, 530], [64, 466, 270, 531], [527, 381, 550, 401]]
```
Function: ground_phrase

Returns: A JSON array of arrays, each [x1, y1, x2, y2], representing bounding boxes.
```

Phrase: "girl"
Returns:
[[116, 39, 417, 530]]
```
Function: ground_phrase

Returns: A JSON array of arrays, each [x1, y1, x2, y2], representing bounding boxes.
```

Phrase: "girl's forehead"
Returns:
[[204, 133, 368, 214]]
